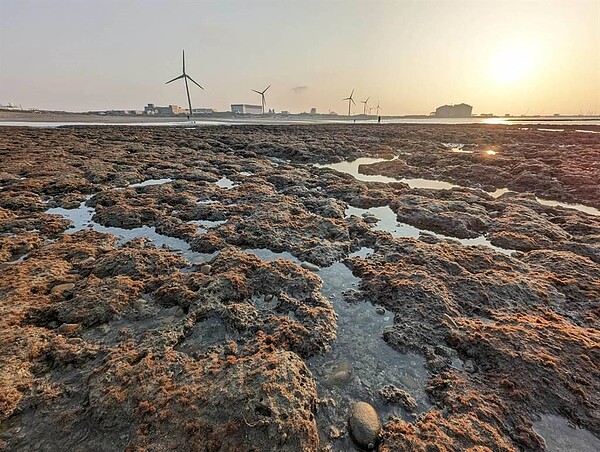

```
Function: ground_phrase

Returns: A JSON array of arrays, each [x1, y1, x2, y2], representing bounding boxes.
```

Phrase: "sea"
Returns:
[[0, 116, 599, 128]]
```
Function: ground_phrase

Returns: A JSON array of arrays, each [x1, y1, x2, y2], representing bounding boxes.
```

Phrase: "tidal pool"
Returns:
[[533, 415, 600, 452], [129, 178, 173, 188], [318, 157, 599, 216], [308, 260, 430, 450], [316, 157, 460, 190], [346, 205, 514, 255], [241, 246, 430, 448], [46, 201, 215, 264], [215, 177, 237, 189]]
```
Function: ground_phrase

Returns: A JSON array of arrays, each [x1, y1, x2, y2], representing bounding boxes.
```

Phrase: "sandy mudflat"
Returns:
[[0, 124, 599, 451]]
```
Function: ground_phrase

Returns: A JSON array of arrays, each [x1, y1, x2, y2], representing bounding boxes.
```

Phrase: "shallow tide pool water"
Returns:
[[241, 247, 430, 448], [533, 415, 600, 452], [318, 157, 599, 217], [316, 157, 460, 190], [309, 260, 429, 450], [129, 178, 173, 188], [44, 199, 430, 444], [46, 200, 215, 264], [345, 205, 514, 255]]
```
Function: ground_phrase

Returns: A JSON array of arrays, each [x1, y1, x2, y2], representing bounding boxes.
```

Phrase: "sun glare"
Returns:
[[490, 46, 535, 83]]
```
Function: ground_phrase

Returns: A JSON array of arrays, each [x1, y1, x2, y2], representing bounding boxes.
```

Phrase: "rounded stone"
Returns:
[[200, 264, 212, 275], [51, 283, 75, 295], [375, 307, 385, 315], [79, 256, 96, 266], [348, 402, 381, 450], [301, 262, 320, 272], [57, 323, 80, 334], [325, 363, 353, 386]]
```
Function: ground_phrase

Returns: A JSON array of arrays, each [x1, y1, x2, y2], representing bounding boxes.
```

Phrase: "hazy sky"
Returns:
[[1, 0, 598, 115]]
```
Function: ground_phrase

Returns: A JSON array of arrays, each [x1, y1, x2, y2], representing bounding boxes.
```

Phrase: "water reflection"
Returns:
[[318, 157, 599, 217], [129, 178, 173, 188], [316, 158, 460, 190], [535, 197, 600, 217], [215, 177, 237, 189], [46, 202, 215, 263], [346, 205, 514, 255]]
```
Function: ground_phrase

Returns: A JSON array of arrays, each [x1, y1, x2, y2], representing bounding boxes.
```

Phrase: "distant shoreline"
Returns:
[[1, 109, 599, 125]]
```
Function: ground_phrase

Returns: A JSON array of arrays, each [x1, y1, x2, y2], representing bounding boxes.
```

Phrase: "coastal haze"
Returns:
[[1, 0, 599, 116], [1, 2, 600, 452]]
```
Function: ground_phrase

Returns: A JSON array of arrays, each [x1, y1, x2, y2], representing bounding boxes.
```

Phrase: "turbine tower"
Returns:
[[374, 101, 382, 116], [252, 85, 271, 114], [343, 89, 356, 117], [361, 96, 370, 115], [165, 50, 204, 119]]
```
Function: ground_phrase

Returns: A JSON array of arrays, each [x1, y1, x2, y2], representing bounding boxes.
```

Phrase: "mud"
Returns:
[[0, 124, 598, 451]]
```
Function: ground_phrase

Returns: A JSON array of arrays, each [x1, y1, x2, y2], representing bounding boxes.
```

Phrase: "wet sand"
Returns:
[[1, 124, 599, 451]]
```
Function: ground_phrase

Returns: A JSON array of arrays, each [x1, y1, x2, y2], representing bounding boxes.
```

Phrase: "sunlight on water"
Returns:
[[483, 118, 509, 125]]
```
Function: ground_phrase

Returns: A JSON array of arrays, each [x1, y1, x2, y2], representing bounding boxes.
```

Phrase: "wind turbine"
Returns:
[[165, 50, 203, 119], [343, 89, 356, 116], [252, 85, 271, 114], [361, 96, 370, 115], [374, 101, 382, 116]]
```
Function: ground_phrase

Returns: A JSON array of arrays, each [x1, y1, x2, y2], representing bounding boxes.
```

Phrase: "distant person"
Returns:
[[378, 116, 381, 123]]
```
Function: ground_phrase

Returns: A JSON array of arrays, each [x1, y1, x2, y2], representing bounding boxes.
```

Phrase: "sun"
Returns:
[[490, 46, 535, 83]]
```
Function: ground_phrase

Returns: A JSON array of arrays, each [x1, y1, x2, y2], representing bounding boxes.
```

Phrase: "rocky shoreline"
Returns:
[[1, 124, 599, 451]]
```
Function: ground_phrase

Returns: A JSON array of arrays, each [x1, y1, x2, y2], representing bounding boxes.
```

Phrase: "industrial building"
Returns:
[[192, 108, 215, 114], [434, 103, 473, 118], [144, 104, 187, 116], [231, 104, 263, 115]]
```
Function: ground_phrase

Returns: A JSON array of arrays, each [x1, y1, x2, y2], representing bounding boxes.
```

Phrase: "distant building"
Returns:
[[231, 104, 263, 114], [310, 108, 317, 115], [192, 108, 214, 114], [144, 103, 186, 115], [96, 110, 142, 116], [0, 103, 21, 110], [434, 103, 472, 118]]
